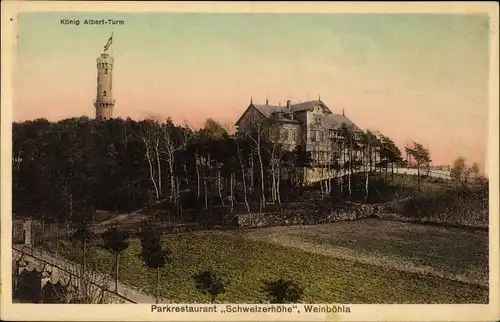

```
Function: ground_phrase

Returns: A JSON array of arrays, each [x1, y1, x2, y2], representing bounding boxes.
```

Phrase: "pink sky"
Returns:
[[13, 13, 490, 171]]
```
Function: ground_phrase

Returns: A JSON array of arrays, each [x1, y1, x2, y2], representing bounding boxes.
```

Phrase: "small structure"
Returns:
[[12, 218, 34, 245]]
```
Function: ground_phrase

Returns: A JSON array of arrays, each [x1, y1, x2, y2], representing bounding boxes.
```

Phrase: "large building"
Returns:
[[236, 98, 361, 155], [94, 34, 115, 121]]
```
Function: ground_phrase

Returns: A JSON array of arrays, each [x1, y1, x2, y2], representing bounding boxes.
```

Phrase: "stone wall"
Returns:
[[235, 201, 389, 228], [12, 245, 155, 303]]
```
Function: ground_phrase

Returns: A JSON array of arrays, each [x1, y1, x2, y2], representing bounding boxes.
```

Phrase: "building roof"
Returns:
[[252, 104, 284, 118], [253, 100, 329, 115], [237, 100, 361, 131], [288, 100, 324, 112], [323, 113, 362, 132]]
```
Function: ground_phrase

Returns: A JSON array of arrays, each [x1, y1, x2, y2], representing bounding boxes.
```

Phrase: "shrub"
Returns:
[[262, 277, 304, 303], [193, 266, 227, 304]]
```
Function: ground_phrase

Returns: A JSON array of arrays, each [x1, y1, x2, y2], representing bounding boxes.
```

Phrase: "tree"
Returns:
[[450, 156, 468, 184], [265, 122, 287, 205], [70, 220, 97, 277], [407, 142, 431, 190], [161, 119, 192, 206], [102, 227, 129, 293], [339, 124, 352, 195], [140, 229, 171, 304], [139, 119, 162, 200], [236, 135, 251, 212], [293, 145, 313, 196], [248, 117, 268, 212], [203, 118, 227, 139], [262, 277, 304, 303], [378, 133, 403, 194], [359, 130, 379, 202], [202, 119, 229, 208], [193, 266, 227, 304], [470, 162, 480, 183]]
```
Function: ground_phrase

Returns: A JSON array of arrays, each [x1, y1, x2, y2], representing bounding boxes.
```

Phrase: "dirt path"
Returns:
[[244, 219, 488, 287]]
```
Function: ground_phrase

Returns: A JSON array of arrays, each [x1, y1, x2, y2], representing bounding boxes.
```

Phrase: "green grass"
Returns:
[[313, 172, 452, 204], [246, 219, 488, 287], [390, 183, 489, 228], [57, 230, 487, 304]]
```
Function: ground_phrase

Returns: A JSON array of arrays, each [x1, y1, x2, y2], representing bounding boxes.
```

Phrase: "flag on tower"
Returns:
[[103, 33, 113, 52]]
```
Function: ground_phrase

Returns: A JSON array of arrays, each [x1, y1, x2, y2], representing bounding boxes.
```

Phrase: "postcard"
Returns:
[[1, 1, 499, 321]]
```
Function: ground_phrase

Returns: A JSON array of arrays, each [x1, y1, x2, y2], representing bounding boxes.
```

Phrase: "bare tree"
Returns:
[[161, 120, 193, 206], [236, 136, 251, 212], [139, 119, 161, 200], [248, 116, 268, 212], [266, 122, 286, 205]]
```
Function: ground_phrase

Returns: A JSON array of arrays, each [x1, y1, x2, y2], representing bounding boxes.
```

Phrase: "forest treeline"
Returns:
[[13, 116, 433, 222]]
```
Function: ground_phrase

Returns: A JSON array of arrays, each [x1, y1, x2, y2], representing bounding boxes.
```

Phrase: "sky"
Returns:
[[13, 12, 490, 171]]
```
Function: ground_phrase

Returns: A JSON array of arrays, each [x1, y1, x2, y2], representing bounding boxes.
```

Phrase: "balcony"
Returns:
[[94, 98, 116, 105]]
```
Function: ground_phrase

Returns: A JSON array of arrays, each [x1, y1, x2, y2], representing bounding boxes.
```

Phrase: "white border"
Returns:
[[1, 2, 499, 321]]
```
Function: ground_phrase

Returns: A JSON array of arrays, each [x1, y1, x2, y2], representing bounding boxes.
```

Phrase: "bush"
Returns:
[[193, 266, 227, 304], [396, 184, 488, 227], [262, 277, 304, 303]]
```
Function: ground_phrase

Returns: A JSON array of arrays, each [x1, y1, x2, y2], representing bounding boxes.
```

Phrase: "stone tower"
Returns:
[[94, 41, 115, 120]]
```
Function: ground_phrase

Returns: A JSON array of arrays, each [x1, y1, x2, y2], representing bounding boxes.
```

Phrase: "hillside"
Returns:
[[383, 182, 489, 228], [54, 230, 487, 304]]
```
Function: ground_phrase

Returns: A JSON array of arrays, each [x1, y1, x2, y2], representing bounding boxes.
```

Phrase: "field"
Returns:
[[245, 218, 488, 287], [58, 219, 488, 304]]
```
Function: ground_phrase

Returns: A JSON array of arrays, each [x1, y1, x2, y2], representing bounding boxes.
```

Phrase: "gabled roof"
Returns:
[[252, 104, 284, 118], [323, 114, 361, 132], [251, 100, 331, 116], [236, 100, 361, 131], [288, 100, 331, 113]]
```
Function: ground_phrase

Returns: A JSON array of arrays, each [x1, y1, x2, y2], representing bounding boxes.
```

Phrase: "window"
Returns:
[[105, 69, 108, 75], [319, 132, 325, 141], [104, 90, 107, 96], [310, 130, 317, 142], [291, 131, 296, 141], [281, 130, 289, 141], [315, 115, 322, 124]]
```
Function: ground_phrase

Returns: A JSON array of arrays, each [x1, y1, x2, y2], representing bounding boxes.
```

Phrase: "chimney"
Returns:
[[286, 100, 291, 109], [266, 98, 268, 105]]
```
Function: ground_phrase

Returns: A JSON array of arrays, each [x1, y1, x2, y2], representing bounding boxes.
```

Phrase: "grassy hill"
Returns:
[[56, 230, 487, 304], [311, 172, 450, 203], [384, 182, 489, 228]]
